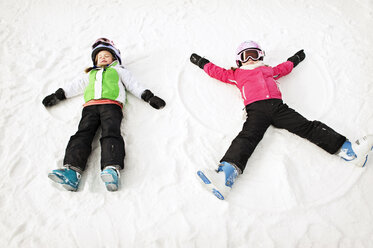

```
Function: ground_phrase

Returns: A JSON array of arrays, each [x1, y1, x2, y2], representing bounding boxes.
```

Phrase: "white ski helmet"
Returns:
[[235, 41, 265, 67]]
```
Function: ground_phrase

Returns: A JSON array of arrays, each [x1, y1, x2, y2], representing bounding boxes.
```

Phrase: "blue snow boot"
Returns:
[[217, 161, 239, 187], [48, 167, 81, 191], [338, 136, 373, 167], [197, 161, 239, 200], [101, 166, 120, 192]]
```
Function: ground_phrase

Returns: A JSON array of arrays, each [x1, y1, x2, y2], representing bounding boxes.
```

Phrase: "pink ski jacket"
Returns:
[[203, 61, 294, 106]]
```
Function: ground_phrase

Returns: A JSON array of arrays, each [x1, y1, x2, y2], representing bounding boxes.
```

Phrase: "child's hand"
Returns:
[[42, 88, 66, 107], [190, 53, 210, 69], [287, 50, 306, 68], [149, 96, 166, 109], [141, 90, 166, 109]]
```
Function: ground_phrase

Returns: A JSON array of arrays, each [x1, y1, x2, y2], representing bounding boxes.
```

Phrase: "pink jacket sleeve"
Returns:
[[203, 62, 236, 85], [272, 61, 294, 79]]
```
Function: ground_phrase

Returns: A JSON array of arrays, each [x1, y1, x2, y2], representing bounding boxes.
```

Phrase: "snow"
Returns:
[[1, 0, 373, 247]]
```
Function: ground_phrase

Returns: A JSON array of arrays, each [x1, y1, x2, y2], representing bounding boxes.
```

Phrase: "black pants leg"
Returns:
[[63, 104, 125, 172], [271, 102, 346, 154], [99, 104, 125, 170], [64, 106, 101, 172], [220, 99, 346, 173], [220, 101, 272, 172]]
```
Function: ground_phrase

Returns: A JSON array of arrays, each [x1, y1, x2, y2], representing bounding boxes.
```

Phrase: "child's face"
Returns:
[[96, 50, 114, 66]]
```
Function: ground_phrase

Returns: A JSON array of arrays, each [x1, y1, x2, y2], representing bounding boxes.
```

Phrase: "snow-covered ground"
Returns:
[[1, 0, 373, 247]]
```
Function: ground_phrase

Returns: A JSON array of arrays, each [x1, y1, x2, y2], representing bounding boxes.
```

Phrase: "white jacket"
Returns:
[[62, 61, 146, 105]]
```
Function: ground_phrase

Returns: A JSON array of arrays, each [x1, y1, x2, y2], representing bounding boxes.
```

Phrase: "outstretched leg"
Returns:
[[220, 101, 272, 172], [271, 102, 346, 154]]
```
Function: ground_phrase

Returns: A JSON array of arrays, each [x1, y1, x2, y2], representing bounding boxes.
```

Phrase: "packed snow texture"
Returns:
[[1, 0, 373, 247]]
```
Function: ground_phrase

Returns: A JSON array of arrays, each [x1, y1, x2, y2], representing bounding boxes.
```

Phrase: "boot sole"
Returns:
[[197, 171, 225, 200], [48, 173, 64, 184], [100, 174, 118, 192], [353, 145, 373, 167], [48, 173, 78, 192]]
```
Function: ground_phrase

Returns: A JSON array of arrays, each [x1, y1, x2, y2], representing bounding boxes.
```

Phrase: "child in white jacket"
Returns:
[[43, 38, 165, 192]]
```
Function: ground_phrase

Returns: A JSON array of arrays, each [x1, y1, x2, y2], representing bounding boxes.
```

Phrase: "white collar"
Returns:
[[240, 61, 265, 70]]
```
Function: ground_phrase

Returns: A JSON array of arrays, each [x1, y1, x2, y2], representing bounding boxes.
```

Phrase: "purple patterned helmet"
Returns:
[[91, 38, 122, 65]]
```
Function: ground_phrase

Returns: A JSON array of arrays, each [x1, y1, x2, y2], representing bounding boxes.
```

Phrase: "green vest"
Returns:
[[84, 62, 120, 102]]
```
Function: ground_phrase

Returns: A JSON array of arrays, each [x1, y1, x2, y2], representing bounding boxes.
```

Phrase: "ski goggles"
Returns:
[[238, 48, 264, 62], [92, 38, 116, 49]]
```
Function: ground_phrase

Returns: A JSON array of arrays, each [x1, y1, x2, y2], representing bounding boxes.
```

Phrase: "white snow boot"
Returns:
[[338, 135, 373, 167], [197, 162, 239, 200]]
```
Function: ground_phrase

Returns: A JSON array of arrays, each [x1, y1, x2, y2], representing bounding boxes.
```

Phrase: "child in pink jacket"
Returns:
[[190, 41, 373, 200]]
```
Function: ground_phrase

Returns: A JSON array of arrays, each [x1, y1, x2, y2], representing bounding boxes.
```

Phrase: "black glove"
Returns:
[[190, 53, 210, 69], [287, 50, 306, 68], [141, 90, 166, 109], [42, 88, 66, 107]]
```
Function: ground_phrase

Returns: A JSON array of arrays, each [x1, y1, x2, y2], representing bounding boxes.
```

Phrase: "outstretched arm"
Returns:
[[42, 74, 88, 107], [190, 53, 236, 85], [272, 49, 306, 79], [119, 67, 166, 109]]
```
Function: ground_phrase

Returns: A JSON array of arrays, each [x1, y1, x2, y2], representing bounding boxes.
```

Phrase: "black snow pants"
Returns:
[[63, 104, 125, 173], [220, 99, 346, 172]]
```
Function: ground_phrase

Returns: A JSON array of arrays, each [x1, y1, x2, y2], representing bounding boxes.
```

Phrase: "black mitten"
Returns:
[[42, 88, 66, 107], [141, 90, 166, 109], [287, 50, 306, 68], [190, 53, 210, 69], [149, 96, 166, 109]]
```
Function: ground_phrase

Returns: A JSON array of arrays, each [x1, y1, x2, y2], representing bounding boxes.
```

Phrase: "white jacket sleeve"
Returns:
[[62, 74, 89, 99], [117, 66, 146, 99]]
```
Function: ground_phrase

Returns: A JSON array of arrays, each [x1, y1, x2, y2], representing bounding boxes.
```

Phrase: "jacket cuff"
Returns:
[[141, 89, 154, 102], [55, 88, 66, 100], [199, 58, 210, 69]]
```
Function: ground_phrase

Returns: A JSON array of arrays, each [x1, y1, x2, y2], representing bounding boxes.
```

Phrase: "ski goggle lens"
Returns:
[[239, 49, 261, 62], [92, 38, 116, 49]]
